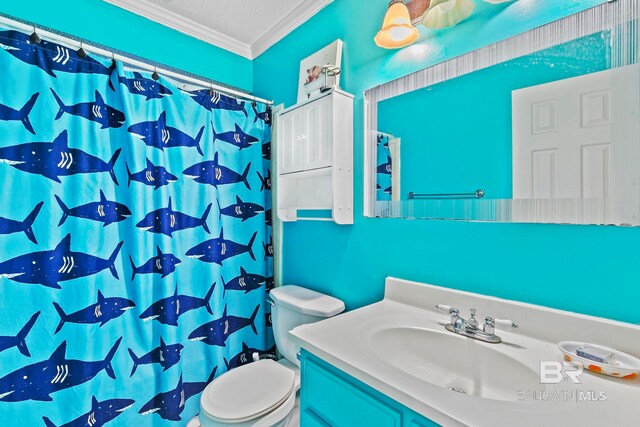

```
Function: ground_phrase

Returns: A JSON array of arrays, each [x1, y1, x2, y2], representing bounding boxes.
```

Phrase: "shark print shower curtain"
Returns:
[[376, 133, 392, 201], [0, 27, 274, 426]]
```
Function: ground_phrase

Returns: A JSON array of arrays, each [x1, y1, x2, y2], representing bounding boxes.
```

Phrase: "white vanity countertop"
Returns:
[[290, 278, 640, 427]]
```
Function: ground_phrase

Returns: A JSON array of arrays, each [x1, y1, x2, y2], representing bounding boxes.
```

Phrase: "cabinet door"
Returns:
[[406, 414, 440, 427], [303, 94, 333, 171], [279, 107, 307, 174], [301, 409, 332, 427], [279, 95, 333, 175], [302, 356, 403, 427]]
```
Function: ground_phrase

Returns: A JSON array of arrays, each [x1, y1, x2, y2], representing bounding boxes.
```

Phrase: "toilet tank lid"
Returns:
[[270, 285, 345, 317]]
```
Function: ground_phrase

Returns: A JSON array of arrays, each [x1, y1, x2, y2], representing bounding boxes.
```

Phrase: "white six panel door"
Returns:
[[512, 65, 640, 224]]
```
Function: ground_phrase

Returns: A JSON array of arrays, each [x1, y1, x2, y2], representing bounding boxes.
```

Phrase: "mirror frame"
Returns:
[[364, 0, 639, 224]]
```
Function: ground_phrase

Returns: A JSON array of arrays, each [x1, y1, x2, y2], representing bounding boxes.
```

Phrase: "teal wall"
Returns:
[[0, 0, 253, 91], [2, 0, 636, 323], [378, 32, 609, 200], [253, 0, 640, 324]]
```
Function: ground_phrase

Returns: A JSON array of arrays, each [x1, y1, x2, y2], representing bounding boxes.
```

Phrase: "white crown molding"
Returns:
[[251, 0, 334, 58], [104, 0, 253, 59], [103, 0, 334, 60]]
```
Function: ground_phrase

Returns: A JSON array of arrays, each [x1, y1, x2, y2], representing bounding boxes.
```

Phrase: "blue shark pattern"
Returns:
[[126, 158, 178, 190], [139, 369, 216, 421], [0, 131, 121, 184], [252, 103, 272, 126], [136, 198, 211, 237], [42, 396, 135, 427], [263, 235, 274, 259], [218, 195, 264, 222], [186, 89, 248, 116], [376, 134, 393, 201], [138, 283, 215, 326], [55, 190, 132, 227], [222, 267, 266, 296], [116, 72, 173, 100], [183, 152, 251, 189], [265, 312, 272, 328], [0, 92, 39, 134], [262, 141, 271, 160], [0, 30, 113, 78], [188, 305, 259, 347], [377, 155, 392, 175], [0, 233, 123, 289], [257, 169, 272, 192], [186, 228, 256, 265], [128, 112, 205, 156], [223, 342, 277, 370], [52, 290, 135, 334], [128, 338, 184, 376], [266, 276, 275, 292], [0, 201, 44, 244], [212, 123, 259, 150], [51, 89, 125, 129], [0, 311, 40, 357], [0, 338, 121, 402], [129, 246, 181, 280], [0, 26, 274, 426]]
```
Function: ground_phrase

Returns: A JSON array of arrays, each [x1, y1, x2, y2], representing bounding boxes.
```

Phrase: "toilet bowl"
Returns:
[[189, 285, 345, 427]]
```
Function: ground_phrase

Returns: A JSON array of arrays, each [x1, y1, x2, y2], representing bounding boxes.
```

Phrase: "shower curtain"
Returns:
[[0, 27, 274, 426], [376, 133, 393, 201]]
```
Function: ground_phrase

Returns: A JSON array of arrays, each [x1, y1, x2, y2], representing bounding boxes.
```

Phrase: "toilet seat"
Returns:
[[201, 359, 296, 423]]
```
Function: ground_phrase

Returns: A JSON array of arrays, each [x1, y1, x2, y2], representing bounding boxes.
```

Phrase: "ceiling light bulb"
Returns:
[[375, 0, 419, 49]]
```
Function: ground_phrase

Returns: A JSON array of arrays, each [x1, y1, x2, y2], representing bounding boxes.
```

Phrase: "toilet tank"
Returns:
[[269, 285, 345, 366]]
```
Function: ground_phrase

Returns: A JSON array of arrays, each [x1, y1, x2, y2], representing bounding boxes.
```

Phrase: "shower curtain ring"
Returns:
[[29, 27, 41, 44], [110, 52, 117, 70], [77, 42, 87, 58], [152, 67, 160, 81]]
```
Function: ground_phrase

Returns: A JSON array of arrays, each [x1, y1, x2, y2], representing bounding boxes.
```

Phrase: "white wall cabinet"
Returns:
[[276, 89, 354, 224]]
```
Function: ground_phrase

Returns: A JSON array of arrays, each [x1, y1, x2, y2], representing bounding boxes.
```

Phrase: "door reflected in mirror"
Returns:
[[367, 13, 640, 226]]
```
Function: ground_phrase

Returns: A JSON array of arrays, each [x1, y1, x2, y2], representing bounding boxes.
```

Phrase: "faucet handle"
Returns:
[[483, 317, 495, 335], [435, 304, 454, 314], [494, 319, 519, 331], [436, 304, 461, 326], [467, 308, 479, 329]]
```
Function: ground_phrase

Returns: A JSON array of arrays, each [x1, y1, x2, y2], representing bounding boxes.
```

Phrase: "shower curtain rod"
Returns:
[[0, 14, 273, 105]]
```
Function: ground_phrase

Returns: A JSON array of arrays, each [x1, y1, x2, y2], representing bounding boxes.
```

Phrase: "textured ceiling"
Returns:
[[145, 0, 307, 45]]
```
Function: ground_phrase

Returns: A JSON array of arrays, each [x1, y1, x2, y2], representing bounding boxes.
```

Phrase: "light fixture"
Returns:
[[422, 0, 475, 30], [374, 0, 419, 49]]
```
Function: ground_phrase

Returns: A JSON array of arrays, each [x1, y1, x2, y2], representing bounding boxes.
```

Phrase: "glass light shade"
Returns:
[[422, 0, 475, 29], [375, 1, 420, 49]]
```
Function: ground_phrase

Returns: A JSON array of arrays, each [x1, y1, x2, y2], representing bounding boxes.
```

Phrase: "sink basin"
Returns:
[[368, 326, 542, 402]]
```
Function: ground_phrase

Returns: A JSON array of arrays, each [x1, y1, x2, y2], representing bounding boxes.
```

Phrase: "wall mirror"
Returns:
[[364, 0, 640, 226]]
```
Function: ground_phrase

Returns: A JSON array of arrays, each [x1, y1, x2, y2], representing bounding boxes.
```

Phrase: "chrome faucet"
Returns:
[[436, 305, 518, 344]]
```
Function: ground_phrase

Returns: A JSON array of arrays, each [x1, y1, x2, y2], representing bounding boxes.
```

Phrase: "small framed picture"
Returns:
[[298, 40, 343, 102]]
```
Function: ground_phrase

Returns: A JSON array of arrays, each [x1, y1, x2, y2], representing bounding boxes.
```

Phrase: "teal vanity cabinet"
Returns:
[[299, 350, 440, 427]]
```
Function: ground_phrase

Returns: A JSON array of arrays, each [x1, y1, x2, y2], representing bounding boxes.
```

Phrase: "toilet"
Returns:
[[188, 285, 345, 427]]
